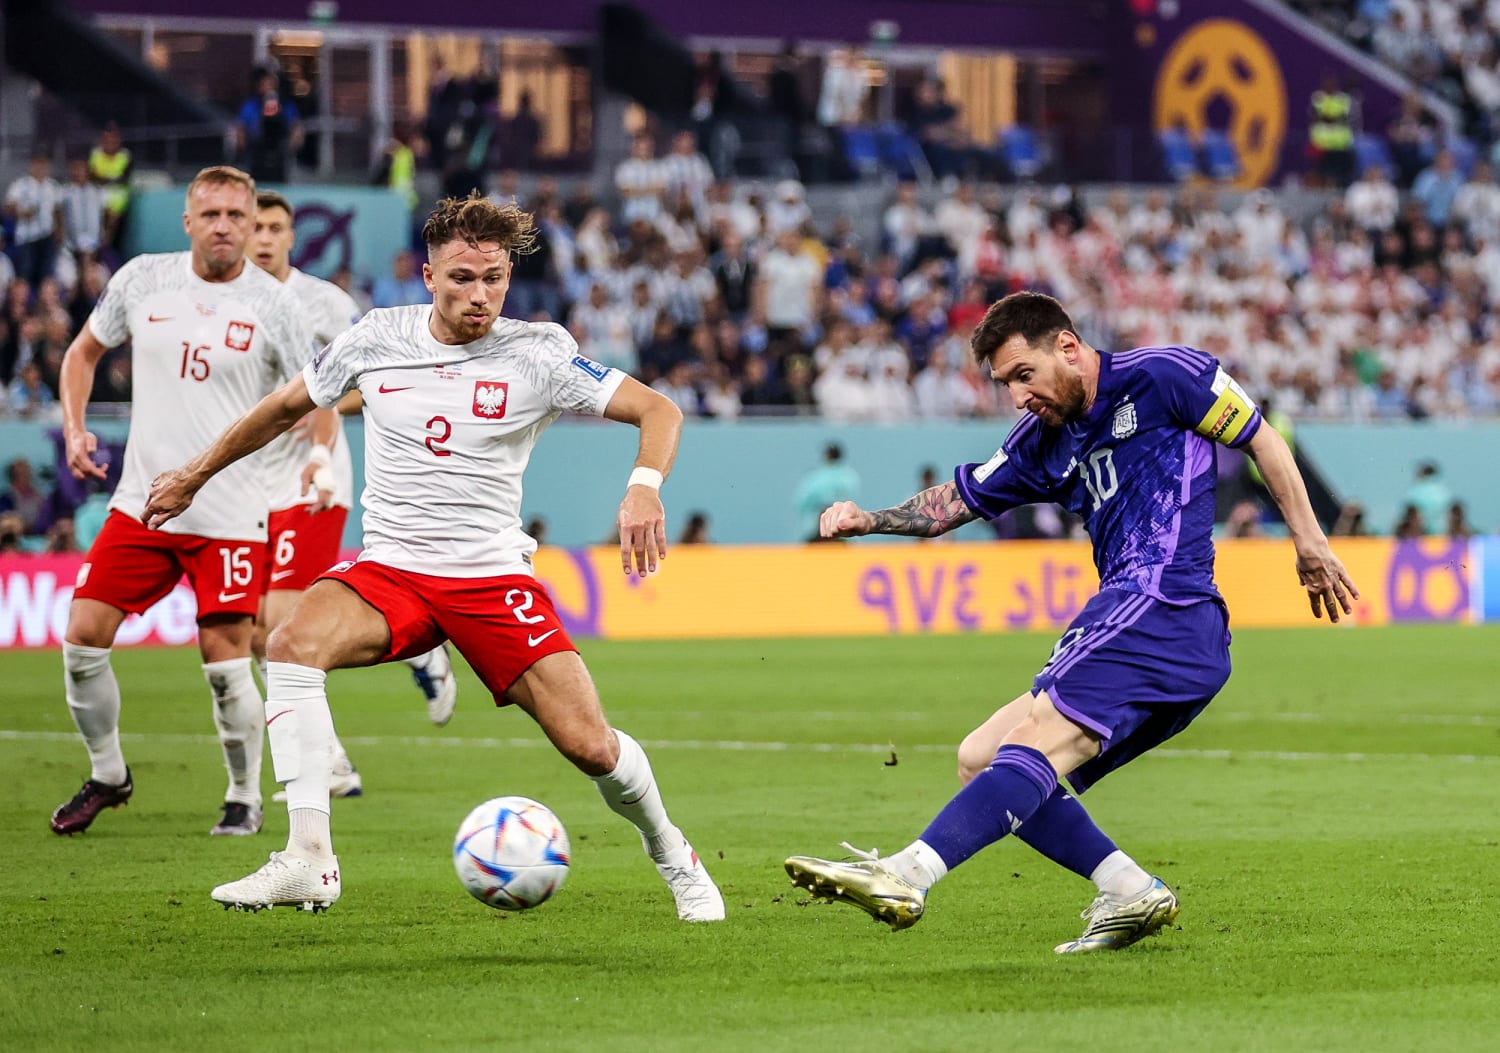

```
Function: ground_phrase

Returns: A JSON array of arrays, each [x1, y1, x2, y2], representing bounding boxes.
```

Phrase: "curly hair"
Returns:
[[421, 194, 537, 257]]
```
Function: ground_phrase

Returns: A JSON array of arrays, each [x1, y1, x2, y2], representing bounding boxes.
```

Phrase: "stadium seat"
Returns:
[[1200, 128, 1241, 181], [1158, 126, 1198, 182], [1354, 132, 1396, 180], [999, 125, 1042, 181], [841, 126, 882, 179], [874, 122, 931, 183]]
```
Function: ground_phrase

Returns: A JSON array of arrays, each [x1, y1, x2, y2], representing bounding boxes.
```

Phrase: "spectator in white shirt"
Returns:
[[3, 153, 62, 287], [813, 354, 872, 421], [817, 47, 868, 127], [883, 182, 933, 270], [913, 351, 978, 419], [756, 229, 823, 341], [1344, 164, 1400, 233], [764, 180, 812, 235], [615, 135, 667, 224], [935, 182, 990, 278], [659, 130, 715, 214], [651, 361, 701, 416], [59, 157, 105, 267], [569, 282, 637, 374], [1453, 161, 1500, 243], [700, 362, 743, 419], [866, 350, 916, 422]]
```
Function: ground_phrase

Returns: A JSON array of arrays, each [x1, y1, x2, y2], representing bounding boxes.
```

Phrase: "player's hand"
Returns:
[[618, 485, 666, 577], [299, 461, 335, 513], [820, 501, 874, 539], [65, 429, 109, 481], [143, 469, 199, 530], [1295, 540, 1359, 623]]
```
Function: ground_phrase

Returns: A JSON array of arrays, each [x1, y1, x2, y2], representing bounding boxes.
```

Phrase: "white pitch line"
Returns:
[[1211, 712, 1500, 727], [2, 729, 1497, 765]]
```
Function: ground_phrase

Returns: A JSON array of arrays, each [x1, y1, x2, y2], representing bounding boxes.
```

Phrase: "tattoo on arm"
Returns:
[[868, 481, 978, 538]]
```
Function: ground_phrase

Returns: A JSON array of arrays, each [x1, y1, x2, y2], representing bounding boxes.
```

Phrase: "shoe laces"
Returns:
[[659, 863, 717, 910], [839, 841, 882, 861]]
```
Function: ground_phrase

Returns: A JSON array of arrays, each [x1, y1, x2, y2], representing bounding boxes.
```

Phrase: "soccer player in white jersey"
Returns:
[[144, 195, 725, 921], [249, 191, 460, 799], [50, 165, 317, 838]]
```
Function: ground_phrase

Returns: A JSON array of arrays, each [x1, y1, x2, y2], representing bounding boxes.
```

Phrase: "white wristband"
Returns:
[[311, 466, 336, 494], [308, 443, 332, 468], [628, 466, 664, 490]]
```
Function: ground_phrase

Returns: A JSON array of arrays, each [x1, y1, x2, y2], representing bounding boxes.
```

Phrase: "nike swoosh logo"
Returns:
[[527, 629, 559, 647], [378, 383, 414, 393], [269, 570, 296, 582], [217, 591, 248, 602], [147, 314, 174, 322], [266, 709, 293, 726]]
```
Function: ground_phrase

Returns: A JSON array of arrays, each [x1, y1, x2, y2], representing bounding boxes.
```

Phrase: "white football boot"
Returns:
[[212, 852, 342, 913]]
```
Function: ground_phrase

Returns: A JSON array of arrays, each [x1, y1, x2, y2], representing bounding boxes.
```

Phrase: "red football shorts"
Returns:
[[264, 503, 350, 592], [73, 510, 265, 618], [315, 560, 577, 701]]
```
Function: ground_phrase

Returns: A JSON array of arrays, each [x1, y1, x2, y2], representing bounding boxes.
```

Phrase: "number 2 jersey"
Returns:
[[955, 346, 1263, 604], [88, 252, 314, 540], [302, 307, 626, 578]]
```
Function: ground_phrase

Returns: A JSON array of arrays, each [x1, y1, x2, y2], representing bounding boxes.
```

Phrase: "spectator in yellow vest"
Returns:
[[88, 123, 132, 250], [1309, 73, 1358, 188]]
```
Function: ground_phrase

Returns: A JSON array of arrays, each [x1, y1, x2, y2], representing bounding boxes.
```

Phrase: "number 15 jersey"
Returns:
[[88, 252, 313, 540], [303, 307, 625, 578]]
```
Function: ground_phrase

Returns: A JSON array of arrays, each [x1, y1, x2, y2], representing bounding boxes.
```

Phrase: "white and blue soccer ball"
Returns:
[[453, 796, 571, 911]]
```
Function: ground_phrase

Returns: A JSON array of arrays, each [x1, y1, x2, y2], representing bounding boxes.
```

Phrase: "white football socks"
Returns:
[[203, 658, 264, 807], [883, 840, 949, 890], [266, 662, 335, 862], [63, 642, 127, 786], [593, 729, 683, 862], [1090, 850, 1153, 900]]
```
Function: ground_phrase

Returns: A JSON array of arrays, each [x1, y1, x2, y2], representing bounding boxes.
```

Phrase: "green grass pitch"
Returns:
[[3, 626, 1499, 1051]]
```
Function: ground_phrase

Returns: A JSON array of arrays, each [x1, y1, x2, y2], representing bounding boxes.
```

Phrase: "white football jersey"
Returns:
[[304, 307, 626, 577], [88, 252, 314, 540], [263, 267, 361, 511]]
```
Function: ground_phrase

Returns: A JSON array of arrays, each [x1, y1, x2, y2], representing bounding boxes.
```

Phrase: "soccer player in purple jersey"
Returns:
[[785, 291, 1358, 952]]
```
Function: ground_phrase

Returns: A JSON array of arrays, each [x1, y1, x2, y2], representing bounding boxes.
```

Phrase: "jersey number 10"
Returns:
[[1080, 448, 1119, 512]]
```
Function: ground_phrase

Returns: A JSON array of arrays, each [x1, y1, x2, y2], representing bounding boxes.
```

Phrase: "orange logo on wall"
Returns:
[[1153, 19, 1287, 189]]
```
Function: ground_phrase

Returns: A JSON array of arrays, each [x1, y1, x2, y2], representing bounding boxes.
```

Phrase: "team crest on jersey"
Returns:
[[225, 320, 255, 352], [1111, 399, 1137, 439], [473, 380, 509, 419]]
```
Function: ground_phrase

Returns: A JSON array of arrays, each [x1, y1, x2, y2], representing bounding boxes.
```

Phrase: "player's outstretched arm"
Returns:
[[59, 323, 113, 481], [603, 377, 683, 577], [298, 407, 341, 512], [1245, 423, 1359, 622], [824, 481, 979, 539], [143, 374, 318, 530]]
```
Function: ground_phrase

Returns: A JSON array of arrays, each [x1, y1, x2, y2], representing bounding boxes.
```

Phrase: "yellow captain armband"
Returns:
[[1195, 367, 1257, 446]]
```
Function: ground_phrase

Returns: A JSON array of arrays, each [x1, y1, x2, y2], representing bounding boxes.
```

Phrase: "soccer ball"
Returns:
[[453, 796, 571, 911]]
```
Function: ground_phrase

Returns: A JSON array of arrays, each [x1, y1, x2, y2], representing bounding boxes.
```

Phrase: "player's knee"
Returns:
[[265, 623, 320, 667], [560, 729, 617, 778], [956, 732, 993, 784]]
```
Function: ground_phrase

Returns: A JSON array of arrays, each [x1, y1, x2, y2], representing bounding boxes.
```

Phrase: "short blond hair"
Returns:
[[185, 165, 256, 209], [422, 193, 536, 257]]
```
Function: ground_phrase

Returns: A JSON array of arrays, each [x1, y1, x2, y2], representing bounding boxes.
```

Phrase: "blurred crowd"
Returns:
[[11, 135, 1500, 428]]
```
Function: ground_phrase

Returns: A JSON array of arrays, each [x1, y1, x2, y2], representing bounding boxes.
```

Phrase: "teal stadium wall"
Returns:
[[5, 419, 1498, 545]]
